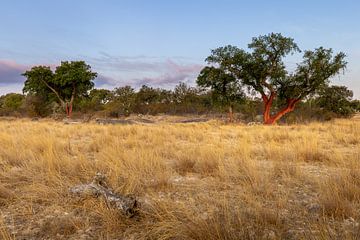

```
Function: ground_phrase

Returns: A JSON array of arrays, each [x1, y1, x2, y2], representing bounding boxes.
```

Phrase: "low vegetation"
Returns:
[[0, 117, 359, 239]]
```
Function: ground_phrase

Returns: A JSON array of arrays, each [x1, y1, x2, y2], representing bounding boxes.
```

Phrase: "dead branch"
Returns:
[[69, 173, 138, 217]]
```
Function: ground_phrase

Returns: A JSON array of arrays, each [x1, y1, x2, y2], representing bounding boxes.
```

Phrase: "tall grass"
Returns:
[[0, 118, 359, 239]]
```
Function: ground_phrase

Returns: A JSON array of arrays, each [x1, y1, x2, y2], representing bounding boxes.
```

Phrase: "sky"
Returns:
[[0, 0, 359, 98]]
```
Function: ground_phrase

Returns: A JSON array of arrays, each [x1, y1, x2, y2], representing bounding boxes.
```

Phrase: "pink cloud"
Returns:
[[90, 53, 203, 74], [0, 59, 59, 86], [0, 57, 205, 93], [133, 60, 203, 87], [0, 60, 28, 84], [91, 55, 204, 88]]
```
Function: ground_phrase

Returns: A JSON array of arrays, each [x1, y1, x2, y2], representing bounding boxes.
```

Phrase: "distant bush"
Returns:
[[0, 93, 25, 116]]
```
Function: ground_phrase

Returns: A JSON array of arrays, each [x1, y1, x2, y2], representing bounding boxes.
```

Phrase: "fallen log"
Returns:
[[176, 118, 209, 123], [69, 173, 138, 217], [95, 118, 135, 125]]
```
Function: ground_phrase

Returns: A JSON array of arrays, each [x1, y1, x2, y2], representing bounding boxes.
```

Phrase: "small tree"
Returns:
[[202, 33, 347, 124], [351, 100, 360, 112], [107, 86, 136, 117], [197, 66, 244, 122], [23, 94, 53, 117], [317, 85, 356, 117], [173, 83, 203, 113], [79, 89, 113, 112], [23, 61, 97, 117], [0, 93, 25, 115], [136, 85, 160, 105]]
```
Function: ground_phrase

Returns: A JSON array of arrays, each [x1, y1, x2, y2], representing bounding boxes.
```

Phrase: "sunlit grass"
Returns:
[[0, 117, 359, 239]]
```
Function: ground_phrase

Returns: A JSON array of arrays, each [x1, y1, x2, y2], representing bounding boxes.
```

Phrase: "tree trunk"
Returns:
[[262, 92, 275, 123], [68, 86, 76, 119], [263, 98, 300, 125], [68, 103, 73, 118], [65, 102, 73, 118], [40, 78, 65, 108], [228, 105, 234, 122], [65, 103, 69, 117]]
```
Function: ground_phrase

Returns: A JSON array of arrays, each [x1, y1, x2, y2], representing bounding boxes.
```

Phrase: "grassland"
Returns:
[[0, 117, 359, 239]]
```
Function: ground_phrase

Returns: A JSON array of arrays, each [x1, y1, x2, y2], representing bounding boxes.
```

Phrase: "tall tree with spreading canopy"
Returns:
[[201, 33, 347, 124], [23, 61, 97, 117], [197, 66, 244, 122]]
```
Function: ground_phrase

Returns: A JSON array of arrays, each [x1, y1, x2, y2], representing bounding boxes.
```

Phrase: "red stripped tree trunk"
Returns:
[[228, 105, 234, 122], [68, 103, 73, 118], [263, 98, 300, 125], [65, 102, 73, 118], [65, 86, 76, 118], [65, 103, 69, 117], [262, 92, 275, 123]]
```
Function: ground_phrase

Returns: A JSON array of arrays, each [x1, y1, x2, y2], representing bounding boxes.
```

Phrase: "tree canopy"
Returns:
[[317, 85, 355, 117], [197, 66, 244, 121], [0, 93, 25, 115], [23, 61, 97, 117], [201, 33, 347, 124]]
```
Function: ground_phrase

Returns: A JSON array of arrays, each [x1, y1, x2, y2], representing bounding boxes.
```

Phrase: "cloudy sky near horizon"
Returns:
[[0, 0, 359, 98]]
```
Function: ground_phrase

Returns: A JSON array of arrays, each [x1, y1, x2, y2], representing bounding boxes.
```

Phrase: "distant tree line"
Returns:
[[0, 81, 359, 123], [0, 33, 359, 123]]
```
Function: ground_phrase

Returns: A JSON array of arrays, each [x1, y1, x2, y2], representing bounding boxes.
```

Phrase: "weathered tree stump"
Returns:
[[70, 173, 138, 217]]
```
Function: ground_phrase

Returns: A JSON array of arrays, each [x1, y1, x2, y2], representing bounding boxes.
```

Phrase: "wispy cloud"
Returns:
[[91, 54, 204, 88], [0, 56, 205, 93], [132, 59, 203, 87], [0, 60, 27, 84], [95, 74, 119, 86]]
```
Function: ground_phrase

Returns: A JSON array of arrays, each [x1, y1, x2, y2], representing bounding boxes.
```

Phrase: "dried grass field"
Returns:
[[0, 117, 359, 239]]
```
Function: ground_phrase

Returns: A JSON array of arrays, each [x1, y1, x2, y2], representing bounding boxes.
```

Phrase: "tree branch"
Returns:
[[70, 173, 138, 217], [40, 78, 65, 107], [70, 84, 76, 105]]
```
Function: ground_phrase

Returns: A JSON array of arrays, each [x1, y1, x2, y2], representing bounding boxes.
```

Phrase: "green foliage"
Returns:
[[0, 93, 25, 115], [201, 32, 347, 123], [54, 61, 97, 100], [89, 89, 113, 105], [316, 85, 356, 117], [133, 85, 173, 114], [23, 66, 56, 99], [136, 85, 162, 105], [106, 86, 136, 116], [173, 82, 198, 103], [197, 66, 245, 108], [172, 83, 208, 113], [279, 48, 347, 100], [78, 89, 113, 112], [205, 34, 300, 95], [0, 93, 24, 110], [22, 61, 97, 116], [23, 94, 55, 117], [204, 33, 346, 99], [351, 100, 360, 112]]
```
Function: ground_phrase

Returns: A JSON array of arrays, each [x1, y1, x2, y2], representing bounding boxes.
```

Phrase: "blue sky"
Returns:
[[0, 0, 359, 98]]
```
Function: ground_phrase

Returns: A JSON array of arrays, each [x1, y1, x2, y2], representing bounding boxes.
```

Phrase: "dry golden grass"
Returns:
[[0, 117, 359, 239]]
